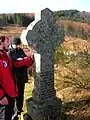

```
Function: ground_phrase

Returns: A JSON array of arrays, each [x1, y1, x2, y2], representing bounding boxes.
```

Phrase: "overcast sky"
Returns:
[[0, 0, 90, 13]]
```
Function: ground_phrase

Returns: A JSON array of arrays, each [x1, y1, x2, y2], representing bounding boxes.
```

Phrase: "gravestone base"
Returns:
[[26, 97, 62, 120]]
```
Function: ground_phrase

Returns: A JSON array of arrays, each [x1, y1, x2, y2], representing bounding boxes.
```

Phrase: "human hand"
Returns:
[[0, 97, 8, 105], [25, 50, 34, 59], [29, 50, 34, 59]]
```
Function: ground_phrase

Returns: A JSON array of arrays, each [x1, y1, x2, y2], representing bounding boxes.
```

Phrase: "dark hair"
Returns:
[[11, 36, 21, 45], [0, 36, 5, 43]]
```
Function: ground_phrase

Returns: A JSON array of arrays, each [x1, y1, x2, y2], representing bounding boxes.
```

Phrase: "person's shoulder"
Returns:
[[8, 48, 15, 57], [19, 48, 25, 53], [19, 48, 23, 51]]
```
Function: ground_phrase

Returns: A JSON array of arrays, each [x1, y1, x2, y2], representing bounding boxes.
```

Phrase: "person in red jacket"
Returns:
[[0, 36, 18, 120]]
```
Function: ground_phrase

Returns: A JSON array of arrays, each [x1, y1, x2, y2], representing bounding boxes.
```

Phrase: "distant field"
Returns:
[[1, 26, 90, 52], [0, 26, 25, 36]]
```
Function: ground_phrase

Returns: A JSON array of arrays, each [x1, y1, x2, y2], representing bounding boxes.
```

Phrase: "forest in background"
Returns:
[[54, 10, 90, 40], [0, 13, 34, 27], [0, 10, 90, 40]]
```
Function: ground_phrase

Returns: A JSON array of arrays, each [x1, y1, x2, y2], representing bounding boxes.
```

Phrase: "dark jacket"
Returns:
[[8, 47, 34, 84]]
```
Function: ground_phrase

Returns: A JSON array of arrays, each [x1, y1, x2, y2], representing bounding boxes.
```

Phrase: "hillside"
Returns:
[[1, 26, 90, 120], [54, 10, 90, 40], [0, 26, 90, 51], [54, 10, 90, 24], [63, 36, 90, 52], [0, 25, 25, 36]]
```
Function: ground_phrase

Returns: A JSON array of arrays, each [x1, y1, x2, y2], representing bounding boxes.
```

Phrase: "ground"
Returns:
[[22, 69, 90, 120]]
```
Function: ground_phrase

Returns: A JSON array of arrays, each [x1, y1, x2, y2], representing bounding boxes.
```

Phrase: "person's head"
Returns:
[[0, 36, 10, 50], [11, 36, 21, 49]]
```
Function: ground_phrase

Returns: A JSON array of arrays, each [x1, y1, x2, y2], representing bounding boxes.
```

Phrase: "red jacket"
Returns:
[[13, 56, 34, 68], [0, 50, 18, 100]]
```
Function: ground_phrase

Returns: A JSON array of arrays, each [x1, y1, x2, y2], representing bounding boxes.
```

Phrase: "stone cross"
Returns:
[[26, 8, 64, 120]]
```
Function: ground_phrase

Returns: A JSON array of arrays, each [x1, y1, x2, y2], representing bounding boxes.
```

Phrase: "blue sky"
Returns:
[[0, 0, 90, 13]]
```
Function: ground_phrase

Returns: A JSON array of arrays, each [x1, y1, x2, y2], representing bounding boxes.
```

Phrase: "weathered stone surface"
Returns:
[[26, 8, 64, 120], [26, 97, 62, 120]]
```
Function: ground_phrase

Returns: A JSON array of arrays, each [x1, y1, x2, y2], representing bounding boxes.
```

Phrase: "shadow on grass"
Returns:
[[61, 98, 90, 120]]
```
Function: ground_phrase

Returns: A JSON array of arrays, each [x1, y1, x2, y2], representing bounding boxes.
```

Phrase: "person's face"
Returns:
[[3, 38, 10, 50], [16, 44, 20, 49]]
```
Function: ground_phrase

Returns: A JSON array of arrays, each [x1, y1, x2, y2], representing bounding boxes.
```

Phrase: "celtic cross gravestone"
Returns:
[[26, 8, 64, 120]]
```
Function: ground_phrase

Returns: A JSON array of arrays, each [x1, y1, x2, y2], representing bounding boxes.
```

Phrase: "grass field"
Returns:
[[1, 26, 90, 120], [21, 68, 90, 120]]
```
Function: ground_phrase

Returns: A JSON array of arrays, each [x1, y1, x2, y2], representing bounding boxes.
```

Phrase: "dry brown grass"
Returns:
[[54, 65, 90, 120], [63, 36, 90, 52], [0, 25, 25, 37], [1, 26, 90, 120]]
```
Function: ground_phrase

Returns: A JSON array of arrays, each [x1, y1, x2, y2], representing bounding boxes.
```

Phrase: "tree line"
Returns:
[[0, 13, 34, 27], [54, 10, 90, 24], [1, 10, 90, 40], [54, 10, 90, 40]]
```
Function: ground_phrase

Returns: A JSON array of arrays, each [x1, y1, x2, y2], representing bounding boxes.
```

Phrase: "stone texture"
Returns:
[[26, 8, 64, 120]]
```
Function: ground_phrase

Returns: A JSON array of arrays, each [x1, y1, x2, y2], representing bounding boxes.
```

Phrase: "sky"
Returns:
[[0, 0, 90, 13]]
